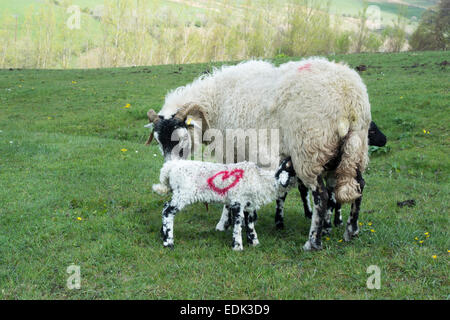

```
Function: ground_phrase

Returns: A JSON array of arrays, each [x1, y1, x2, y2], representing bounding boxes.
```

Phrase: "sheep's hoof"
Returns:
[[249, 239, 260, 247], [303, 240, 322, 251], [215, 223, 227, 232], [232, 245, 244, 251]]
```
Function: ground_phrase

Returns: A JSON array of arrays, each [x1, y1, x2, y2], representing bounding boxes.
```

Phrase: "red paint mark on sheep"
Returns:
[[298, 63, 312, 72], [207, 169, 244, 195]]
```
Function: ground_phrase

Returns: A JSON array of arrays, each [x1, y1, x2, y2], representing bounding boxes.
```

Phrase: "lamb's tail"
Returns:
[[152, 164, 172, 195], [335, 128, 369, 203]]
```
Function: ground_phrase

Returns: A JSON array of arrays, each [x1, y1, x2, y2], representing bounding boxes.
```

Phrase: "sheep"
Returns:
[[145, 57, 371, 250], [152, 157, 297, 251], [271, 120, 387, 232]]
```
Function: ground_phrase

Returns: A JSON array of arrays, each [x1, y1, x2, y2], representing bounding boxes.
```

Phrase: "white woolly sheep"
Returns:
[[146, 57, 371, 250], [152, 158, 296, 251]]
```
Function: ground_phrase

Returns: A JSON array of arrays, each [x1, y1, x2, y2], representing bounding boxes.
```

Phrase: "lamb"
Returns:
[[152, 157, 297, 251], [272, 120, 387, 232], [145, 57, 372, 250]]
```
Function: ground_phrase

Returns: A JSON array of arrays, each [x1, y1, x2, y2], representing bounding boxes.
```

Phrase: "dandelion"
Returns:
[[432, 255, 437, 259], [359, 222, 363, 226], [77, 217, 82, 221], [124, 103, 131, 109], [447, 250, 450, 253], [325, 237, 330, 241], [370, 229, 375, 233], [72, 81, 77, 84], [424, 232, 429, 235], [121, 148, 128, 152], [419, 240, 424, 244], [414, 237, 419, 241], [367, 222, 372, 226], [338, 239, 343, 243]]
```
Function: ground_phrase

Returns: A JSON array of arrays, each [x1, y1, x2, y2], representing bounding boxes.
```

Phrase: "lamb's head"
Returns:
[[368, 121, 387, 147], [145, 104, 209, 161], [274, 157, 296, 188]]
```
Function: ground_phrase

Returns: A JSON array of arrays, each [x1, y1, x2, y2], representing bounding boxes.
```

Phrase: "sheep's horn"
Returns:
[[174, 104, 205, 121], [145, 109, 159, 146]]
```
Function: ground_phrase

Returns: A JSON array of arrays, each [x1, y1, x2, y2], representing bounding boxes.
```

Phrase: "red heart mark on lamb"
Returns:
[[207, 169, 244, 195]]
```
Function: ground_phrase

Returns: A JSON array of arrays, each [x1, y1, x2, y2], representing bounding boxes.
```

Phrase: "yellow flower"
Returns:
[[325, 237, 330, 241], [432, 255, 437, 259], [72, 81, 77, 84], [419, 240, 424, 244], [370, 229, 375, 233], [359, 222, 363, 226], [423, 129, 426, 134], [124, 103, 131, 109], [338, 239, 343, 243], [414, 237, 419, 241], [447, 250, 450, 253], [121, 148, 128, 152], [424, 232, 429, 235], [368, 222, 372, 226], [77, 217, 82, 221]]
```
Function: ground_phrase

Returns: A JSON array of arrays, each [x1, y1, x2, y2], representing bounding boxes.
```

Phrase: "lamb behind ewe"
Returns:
[[152, 158, 296, 251]]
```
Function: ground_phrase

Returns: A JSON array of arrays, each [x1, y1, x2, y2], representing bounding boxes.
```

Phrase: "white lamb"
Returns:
[[152, 158, 296, 251]]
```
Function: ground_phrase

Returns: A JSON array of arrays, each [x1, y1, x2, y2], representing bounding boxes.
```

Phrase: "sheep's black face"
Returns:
[[368, 121, 387, 147], [153, 116, 191, 161], [275, 157, 296, 188]]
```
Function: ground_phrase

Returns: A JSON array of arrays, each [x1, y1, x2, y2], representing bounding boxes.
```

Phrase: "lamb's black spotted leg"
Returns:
[[303, 176, 328, 251], [160, 201, 179, 249], [298, 179, 313, 219], [344, 169, 365, 241], [216, 204, 231, 231], [244, 210, 259, 246], [275, 192, 287, 229], [230, 203, 244, 251], [323, 187, 335, 236], [334, 200, 343, 227]]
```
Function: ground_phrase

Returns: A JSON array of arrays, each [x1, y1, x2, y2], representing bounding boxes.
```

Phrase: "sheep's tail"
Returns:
[[335, 128, 368, 203], [152, 165, 172, 195]]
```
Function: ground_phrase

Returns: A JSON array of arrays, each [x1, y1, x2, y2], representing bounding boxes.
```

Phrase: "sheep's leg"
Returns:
[[230, 203, 244, 251], [323, 187, 336, 236], [275, 192, 287, 229], [303, 176, 328, 251], [245, 210, 259, 246], [215, 205, 231, 231], [160, 201, 180, 249], [344, 169, 365, 241], [298, 179, 313, 219]]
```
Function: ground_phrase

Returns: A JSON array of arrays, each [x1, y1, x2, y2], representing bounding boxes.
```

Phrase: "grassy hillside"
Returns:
[[0, 51, 449, 299]]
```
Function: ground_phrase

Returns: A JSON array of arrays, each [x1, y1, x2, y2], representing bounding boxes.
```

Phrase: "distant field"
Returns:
[[0, 51, 448, 299]]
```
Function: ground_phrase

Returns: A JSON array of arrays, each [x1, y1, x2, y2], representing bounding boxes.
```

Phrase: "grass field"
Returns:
[[0, 50, 449, 299]]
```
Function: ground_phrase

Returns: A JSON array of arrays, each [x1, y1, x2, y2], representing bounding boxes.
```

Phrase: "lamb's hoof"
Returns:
[[334, 219, 343, 227], [343, 227, 359, 242], [163, 243, 174, 249], [232, 245, 244, 251], [275, 222, 284, 230], [303, 240, 323, 251], [322, 227, 332, 236], [215, 222, 228, 231], [249, 239, 260, 247]]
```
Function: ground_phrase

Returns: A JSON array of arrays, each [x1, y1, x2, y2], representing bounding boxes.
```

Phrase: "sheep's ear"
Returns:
[[185, 117, 202, 129]]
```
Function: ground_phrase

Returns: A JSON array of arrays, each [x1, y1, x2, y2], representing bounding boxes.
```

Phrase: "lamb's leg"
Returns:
[[245, 210, 259, 246], [298, 179, 313, 219], [275, 192, 287, 229], [215, 204, 231, 231], [343, 169, 365, 241], [303, 176, 328, 251], [230, 202, 244, 251], [334, 199, 343, 227], [323, 187, 335, 236], [160, 201, 179, 249]]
